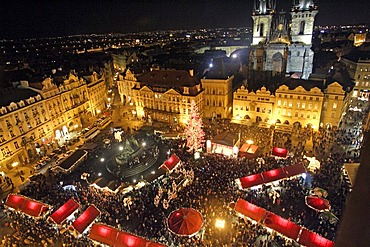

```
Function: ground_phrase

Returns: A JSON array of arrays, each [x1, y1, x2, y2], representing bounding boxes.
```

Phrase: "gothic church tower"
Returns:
[[249, 0, 318, 79], [290, 0, 318, 44], [251, 0, 276, 45]]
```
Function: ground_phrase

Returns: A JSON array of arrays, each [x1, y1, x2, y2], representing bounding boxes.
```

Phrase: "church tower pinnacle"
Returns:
[[251, 0, 276, 45], [290, 0, 318, 44]]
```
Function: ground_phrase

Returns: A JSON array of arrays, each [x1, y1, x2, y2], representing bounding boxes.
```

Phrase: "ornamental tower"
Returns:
[[290, 0, 318, 44], [251, 0, 276, 45]]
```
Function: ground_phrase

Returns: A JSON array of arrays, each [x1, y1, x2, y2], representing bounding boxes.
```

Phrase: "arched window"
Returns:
[[299, 21, 305, 35], [259, 23, 264, 37]]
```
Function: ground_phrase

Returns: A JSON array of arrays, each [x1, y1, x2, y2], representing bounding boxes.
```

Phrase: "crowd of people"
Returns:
[[0, 118, 352, 246]]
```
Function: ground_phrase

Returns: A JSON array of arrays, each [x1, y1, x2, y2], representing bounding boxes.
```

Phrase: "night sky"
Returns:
[[0, 0, 369, 39]]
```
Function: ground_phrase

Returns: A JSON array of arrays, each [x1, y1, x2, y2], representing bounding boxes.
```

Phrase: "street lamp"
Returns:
[[119, 146, 124, 151], [215, 219, 225, 229], [142, 142, 146, 147], [100, 158, 105, 162]]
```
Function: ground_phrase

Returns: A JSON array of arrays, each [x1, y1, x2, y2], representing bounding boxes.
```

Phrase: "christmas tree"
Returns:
[[184, 100, 205, 153]]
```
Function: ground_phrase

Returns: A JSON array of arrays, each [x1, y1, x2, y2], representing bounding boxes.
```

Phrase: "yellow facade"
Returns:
[[341, 56, 370, 99], [201, 76, 233, 119], [86, 72, 108, 116], [233, 81, 345, 131], [320, 82, 346, 128], [134, 86, 203, 125], [0, 72, 107, 172], [117, 69, 137, 105]]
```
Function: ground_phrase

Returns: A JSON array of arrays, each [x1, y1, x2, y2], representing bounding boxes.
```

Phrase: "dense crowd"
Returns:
[[0, 119, 351, 246]]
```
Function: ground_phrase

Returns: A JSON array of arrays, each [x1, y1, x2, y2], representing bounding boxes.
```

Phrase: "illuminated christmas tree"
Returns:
[[184, 100, 205, 153]]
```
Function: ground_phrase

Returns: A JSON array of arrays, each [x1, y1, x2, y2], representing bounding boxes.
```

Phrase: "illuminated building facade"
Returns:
[[201, 76, 233, 119], [117, 69, 137, 105], [233, 79, 346, 130], [129, 69, 204, 125], [0, 72, 107, 172], [341, 51, 370, 99]]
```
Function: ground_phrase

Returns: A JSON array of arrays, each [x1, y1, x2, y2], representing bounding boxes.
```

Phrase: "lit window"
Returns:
[[288, 102, 292, 107], [287, 111, 291, 116], [283, 101, 287, 106], [302, 103, 305, 109], [308, 104, 312, 109], [282, 109, 286, 115], [278, 100, 282, 106], [333, 103, 337, 109]]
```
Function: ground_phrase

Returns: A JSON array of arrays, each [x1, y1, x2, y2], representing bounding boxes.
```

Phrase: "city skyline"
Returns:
[[1, 0, 369, 39]]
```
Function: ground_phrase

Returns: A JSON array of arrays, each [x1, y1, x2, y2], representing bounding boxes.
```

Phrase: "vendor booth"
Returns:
[[5, 194, 50, 218], [49, 198, 79, 224], [160, 154, 181, 172], [209, 131, 240, 157], [71, 205, 100, 234], [239, 143, 259, 158], [272, 147, 288, 158], [167, 208, 203, 237], [234, 198, 267, 223]]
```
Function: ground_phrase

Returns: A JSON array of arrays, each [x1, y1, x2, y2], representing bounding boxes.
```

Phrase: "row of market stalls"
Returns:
[[206, 131, 289, 158], [236, 163, 307, 189], [233, 198, 334, 247], [5, 195, 164, 246]]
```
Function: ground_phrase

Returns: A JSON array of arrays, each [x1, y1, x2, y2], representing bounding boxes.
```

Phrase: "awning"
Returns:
[[160, 154, 181, 172], [237, 174, 264, 189], [89, 223, 119, 246], [283, 163, 306, 177], [167, 208, 203, 236], [56, 150, 88, 173], [211, 131, 239, 147], [115, 230, 167, 247], [5, 194, 25, 210], [263, 212, 301, 240], [5, 194, 50, 218], [72, 205, 101, 234], [234, 198, 267, 223], [49, 198, 79, 224], [261, 168, 286, 184], [22, 200, 49, 217], [88, 223, 166, 247], [239, 144, 259, 158], [237, 164, 306, 190], [298, 228, 334, 247], [272, 147, 288, 157], [305, 196, 331, 212]]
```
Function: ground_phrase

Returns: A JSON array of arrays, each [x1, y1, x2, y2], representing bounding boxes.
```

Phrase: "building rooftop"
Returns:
[[279, 78, 324, 91], [139, 69, 199, 88], [0, 86, 40, 108], [342, 50, 370, 62]]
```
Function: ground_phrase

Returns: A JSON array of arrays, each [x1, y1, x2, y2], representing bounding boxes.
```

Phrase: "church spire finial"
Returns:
[[291, 0, 318, 11], [253, 0, 276, 15]]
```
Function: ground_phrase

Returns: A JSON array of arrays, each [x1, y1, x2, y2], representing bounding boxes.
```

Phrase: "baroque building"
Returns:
[[0, 72, 108, 172], [249, 0, 318, 79], [201, 58, 234, 119], [127, 69, 204, 125], [233, 79, 346, 131]]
